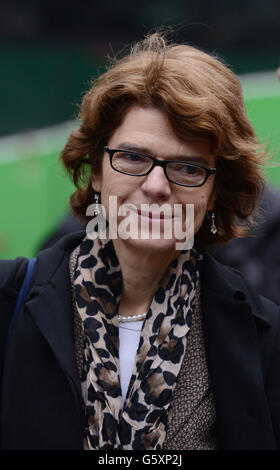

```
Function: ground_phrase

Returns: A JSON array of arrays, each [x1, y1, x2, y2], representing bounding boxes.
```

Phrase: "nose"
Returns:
[[141, 165, 171, 199]]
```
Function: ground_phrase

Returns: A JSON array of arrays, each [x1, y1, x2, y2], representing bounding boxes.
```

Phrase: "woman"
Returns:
[[0, 33, 279, 450]]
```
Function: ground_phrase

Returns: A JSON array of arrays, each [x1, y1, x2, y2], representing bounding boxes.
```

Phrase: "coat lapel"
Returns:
[[201, 254, 276, 449]]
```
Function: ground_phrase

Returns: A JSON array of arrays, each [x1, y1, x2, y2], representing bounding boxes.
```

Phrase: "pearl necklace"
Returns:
[[118, 312, 147, 323]]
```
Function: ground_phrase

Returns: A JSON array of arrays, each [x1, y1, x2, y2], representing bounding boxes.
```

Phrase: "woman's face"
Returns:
[[92, 105, 216, 255]]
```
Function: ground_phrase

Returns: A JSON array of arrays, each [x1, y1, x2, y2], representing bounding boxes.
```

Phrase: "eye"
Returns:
[[117, 152, 146, 163], [167, 162, 206, 185], [182, 165, 201, 175], [112, 151, 151, 174], [171, 163, 202, 175]]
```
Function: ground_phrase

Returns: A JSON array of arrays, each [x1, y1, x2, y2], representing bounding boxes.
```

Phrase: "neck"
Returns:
[[113, 240, 177, 317]]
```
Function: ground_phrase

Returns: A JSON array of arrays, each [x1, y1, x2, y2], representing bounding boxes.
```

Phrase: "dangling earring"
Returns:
[[93, 193, 100, 216], [210, 211, 217, 235]]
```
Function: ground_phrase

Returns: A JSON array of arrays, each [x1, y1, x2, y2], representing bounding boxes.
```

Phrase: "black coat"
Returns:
[[0, 231, 279, 450]]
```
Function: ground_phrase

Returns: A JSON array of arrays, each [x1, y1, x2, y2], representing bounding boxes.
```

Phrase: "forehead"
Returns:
[[108, 105, 214, 164]]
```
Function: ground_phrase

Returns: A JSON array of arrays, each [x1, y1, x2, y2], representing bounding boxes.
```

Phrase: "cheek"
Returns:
[[180, 188, 210, 213], [193, 186, 215, 233], [180, 189, 211, 233], [194, 192, 209, 213], [99, 163, 118, 196], [99, 171, 137, 213], [194, 202, 208, 231]]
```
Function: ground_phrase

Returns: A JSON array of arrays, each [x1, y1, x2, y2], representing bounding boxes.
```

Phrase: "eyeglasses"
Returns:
[[104, 146, 216, 187]]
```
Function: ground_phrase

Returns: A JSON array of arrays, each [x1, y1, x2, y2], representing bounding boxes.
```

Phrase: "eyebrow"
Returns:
[[116, 142, 210, 166]]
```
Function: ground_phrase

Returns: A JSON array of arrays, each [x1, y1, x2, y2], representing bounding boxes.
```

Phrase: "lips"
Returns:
[[122, 203, 174, 221], [137, 209, 173, 220]]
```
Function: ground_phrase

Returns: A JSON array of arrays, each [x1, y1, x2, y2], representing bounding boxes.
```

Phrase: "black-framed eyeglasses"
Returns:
[[103, 146, 216, 188]]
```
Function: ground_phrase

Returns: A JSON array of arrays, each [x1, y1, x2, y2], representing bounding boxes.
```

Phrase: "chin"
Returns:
[[119, 236, 178, 255]]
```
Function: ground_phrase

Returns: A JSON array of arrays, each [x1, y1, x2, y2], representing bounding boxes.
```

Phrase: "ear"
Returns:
[[207, 187, 217, 212], [91, 170, 102, 193]]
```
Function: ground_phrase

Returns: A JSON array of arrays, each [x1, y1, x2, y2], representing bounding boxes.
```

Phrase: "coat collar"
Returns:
[[25, 232, 276, 449]]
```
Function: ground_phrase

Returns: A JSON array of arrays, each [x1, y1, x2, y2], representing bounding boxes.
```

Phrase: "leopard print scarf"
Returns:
[[73, 235, 202, 450]]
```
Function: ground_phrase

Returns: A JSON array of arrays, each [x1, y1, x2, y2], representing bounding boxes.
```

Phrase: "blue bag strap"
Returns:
[[5, 257, 37, 356]]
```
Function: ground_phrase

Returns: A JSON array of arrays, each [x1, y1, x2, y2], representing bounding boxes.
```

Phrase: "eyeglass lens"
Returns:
[[111, 151, 207, 186]]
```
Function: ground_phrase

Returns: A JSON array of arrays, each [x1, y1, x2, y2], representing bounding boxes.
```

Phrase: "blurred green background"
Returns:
[[0, 0, 279, 259]]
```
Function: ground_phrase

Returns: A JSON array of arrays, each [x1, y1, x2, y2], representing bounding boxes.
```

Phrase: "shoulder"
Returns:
[[0, 230, 86, 297], [0, 257, 29, 299], [201, 250, 280, 379], [201, 250, 255, 297], [201, 251, 280, 328], [200, 252, 280, 447], [0, 257, 30, 371]]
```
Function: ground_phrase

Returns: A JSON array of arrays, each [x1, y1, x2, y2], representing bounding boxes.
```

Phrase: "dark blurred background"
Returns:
[[1, 0, 280, 136]]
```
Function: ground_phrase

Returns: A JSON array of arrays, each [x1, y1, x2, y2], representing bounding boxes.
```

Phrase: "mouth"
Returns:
[[120, 203, 175, 222], [137, 209, 173, 221]]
